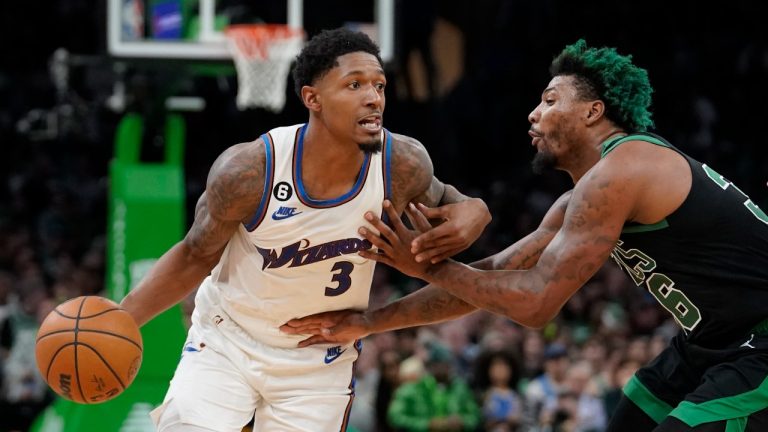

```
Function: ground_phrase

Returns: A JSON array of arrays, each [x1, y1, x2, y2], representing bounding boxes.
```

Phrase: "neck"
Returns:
[[300, 122, 369, 199], [303, 122, 366, 172], [566, 128, 626, 184], [596, 128, 627, 149]]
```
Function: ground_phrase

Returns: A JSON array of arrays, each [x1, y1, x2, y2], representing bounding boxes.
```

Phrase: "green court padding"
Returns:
[[31, 113, 189, 432]]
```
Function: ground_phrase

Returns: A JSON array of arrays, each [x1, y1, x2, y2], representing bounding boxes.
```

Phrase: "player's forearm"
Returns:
[[422, 260, 554, 328], [363, 257, 502, 333], [120, 241, 219, 327], [364, 284, 477, 333]]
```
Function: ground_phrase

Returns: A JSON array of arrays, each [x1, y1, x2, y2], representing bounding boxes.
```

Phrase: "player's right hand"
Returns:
[[280, 309, 370, 347]]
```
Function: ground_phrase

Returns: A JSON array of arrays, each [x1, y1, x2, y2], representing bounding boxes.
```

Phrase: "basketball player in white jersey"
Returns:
[[119, 28, 491, 432]]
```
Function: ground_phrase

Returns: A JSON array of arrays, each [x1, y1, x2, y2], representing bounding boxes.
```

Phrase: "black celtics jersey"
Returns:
[[604, 133, 768, 348]]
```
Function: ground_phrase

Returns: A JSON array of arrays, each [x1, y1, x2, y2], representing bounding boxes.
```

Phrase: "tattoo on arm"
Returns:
[[420, 173, 623, 325], [388, 134, 434, 210], [371, 190, 572, 329], [371, 218, 563, 328], [184, 140, 266, 260]]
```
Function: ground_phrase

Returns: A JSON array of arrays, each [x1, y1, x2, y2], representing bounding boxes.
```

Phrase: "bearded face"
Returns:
[[531, 149, 558, 174], [358, 139, 382, 154]]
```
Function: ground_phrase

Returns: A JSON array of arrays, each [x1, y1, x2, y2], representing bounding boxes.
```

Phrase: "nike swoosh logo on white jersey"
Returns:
[[324, 348, 347, 364], [271, 207, 302, 220]]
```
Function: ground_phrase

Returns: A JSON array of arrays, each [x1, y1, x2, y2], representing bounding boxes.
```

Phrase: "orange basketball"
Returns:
[[35, 296, 143, 404]]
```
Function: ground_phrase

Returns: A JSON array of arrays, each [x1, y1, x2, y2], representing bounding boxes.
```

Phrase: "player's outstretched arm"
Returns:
[[389, 134, 491, 263], [281, 191, 572, 346], [121, 140, 266, 327], [361, 155, 638, 328]]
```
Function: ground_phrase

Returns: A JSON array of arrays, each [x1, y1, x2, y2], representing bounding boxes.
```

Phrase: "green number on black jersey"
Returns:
[[703, 164, 768, 225], [646, 273, 702, 331], [611, 241, 656, 286]]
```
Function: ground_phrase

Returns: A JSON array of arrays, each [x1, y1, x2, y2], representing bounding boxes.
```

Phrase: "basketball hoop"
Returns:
[[225, 24, 305, 112]]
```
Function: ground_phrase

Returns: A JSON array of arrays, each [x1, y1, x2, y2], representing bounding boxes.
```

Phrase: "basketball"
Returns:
[[35, 296, 143, 404]]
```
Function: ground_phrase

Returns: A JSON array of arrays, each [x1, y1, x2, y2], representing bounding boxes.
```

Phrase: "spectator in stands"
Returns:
[[387, 341, 480, 431]]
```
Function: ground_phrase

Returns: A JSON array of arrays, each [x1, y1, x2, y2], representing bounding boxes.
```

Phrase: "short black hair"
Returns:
[[549, 39, 654, 132], [292, 27, 383, 98]]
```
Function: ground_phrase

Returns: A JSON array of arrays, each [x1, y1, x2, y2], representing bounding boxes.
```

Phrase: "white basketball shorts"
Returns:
[[150, 316, 360, 432]]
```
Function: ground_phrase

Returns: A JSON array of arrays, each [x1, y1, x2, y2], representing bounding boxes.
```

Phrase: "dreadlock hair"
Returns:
[[292, 27, 383, 99], [549, 39, 654, 132]]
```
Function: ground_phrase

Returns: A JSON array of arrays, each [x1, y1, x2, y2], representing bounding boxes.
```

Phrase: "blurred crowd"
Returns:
[[2, 1, 768, 431]]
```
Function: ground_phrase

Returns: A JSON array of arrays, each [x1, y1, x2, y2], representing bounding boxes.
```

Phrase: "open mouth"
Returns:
[[358, 115, 382, 131]]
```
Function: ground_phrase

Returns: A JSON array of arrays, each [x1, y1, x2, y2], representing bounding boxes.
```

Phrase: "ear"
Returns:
[[301, 85, 321, 112], [584, 100, 605, 126]]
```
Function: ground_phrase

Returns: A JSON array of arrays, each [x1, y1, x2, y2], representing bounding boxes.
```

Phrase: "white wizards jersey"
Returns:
[[193, 124, 392, 348]]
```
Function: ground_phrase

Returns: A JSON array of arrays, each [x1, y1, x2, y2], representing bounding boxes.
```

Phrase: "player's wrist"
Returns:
[[361, 309, 382, 335], [423, 259, 450, 283]]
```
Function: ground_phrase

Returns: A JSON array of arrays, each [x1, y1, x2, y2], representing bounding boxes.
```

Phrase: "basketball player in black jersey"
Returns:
[[283, 40, 768, 431]]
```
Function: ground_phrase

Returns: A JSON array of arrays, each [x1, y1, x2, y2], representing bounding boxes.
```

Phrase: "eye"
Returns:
[[545, 99, 555, 106], [375, 82, 386, 91], [348, 81, 360, 90]]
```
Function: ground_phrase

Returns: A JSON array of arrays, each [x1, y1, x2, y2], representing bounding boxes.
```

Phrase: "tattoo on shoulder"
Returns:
[[389, 134, 434, 208], [206, 140, 267, 222]]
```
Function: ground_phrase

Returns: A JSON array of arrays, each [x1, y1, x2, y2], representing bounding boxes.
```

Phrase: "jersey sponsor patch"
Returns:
[[324, 346, 346, 364], [271, 206, 302, 220]]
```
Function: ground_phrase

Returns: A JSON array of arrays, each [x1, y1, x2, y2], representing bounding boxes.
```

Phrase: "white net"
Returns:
[[225, 25, 305, 112]]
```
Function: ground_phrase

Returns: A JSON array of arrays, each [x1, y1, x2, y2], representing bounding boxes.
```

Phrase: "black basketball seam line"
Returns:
[[75, 297, 87, 404], [37, 329, 143, 352], [44, 342, 77, 384], [53, 307, 122, 320], [78, 342, 127, 392]]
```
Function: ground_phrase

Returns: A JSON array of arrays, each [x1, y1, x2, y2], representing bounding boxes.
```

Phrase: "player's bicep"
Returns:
[[183, 193, 241, 261], [389, 134, 435, 211], [183, 140, 265, 260]]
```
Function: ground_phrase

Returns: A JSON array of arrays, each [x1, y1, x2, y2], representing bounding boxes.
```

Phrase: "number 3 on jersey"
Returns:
[[703, 164, 768, 224], [325, 261, 353, 296]]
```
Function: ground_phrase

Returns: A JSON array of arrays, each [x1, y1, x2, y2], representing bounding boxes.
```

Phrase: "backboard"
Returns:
[[107, 0, 395, 62]]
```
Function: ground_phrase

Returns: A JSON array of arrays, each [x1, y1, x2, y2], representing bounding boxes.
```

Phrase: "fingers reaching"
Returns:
[[358, 249, 395, 267], [280, 316, 331, 335], [415, 202, 446, 220], [383, 200, 408, 235], [405, 202, 432, 232], [415, 242, 463, 264], [297, 334, 333, 348], [362, 208, 398, 245], [412, 222, 464, 252], [359, 225, 393, 256]]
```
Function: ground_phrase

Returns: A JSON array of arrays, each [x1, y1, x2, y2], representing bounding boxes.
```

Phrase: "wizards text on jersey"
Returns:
[[255, 238, 373, 270]]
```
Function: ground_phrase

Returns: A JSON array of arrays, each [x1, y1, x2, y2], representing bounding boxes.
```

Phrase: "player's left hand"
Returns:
[[411, 198, 490, 264], [358, 200, 433, 279], [280, 309, 369, 347]]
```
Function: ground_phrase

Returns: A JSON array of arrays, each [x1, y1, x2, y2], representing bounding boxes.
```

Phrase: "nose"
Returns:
[[364, 85, 383, 108], [528, 106, 540, 124]]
